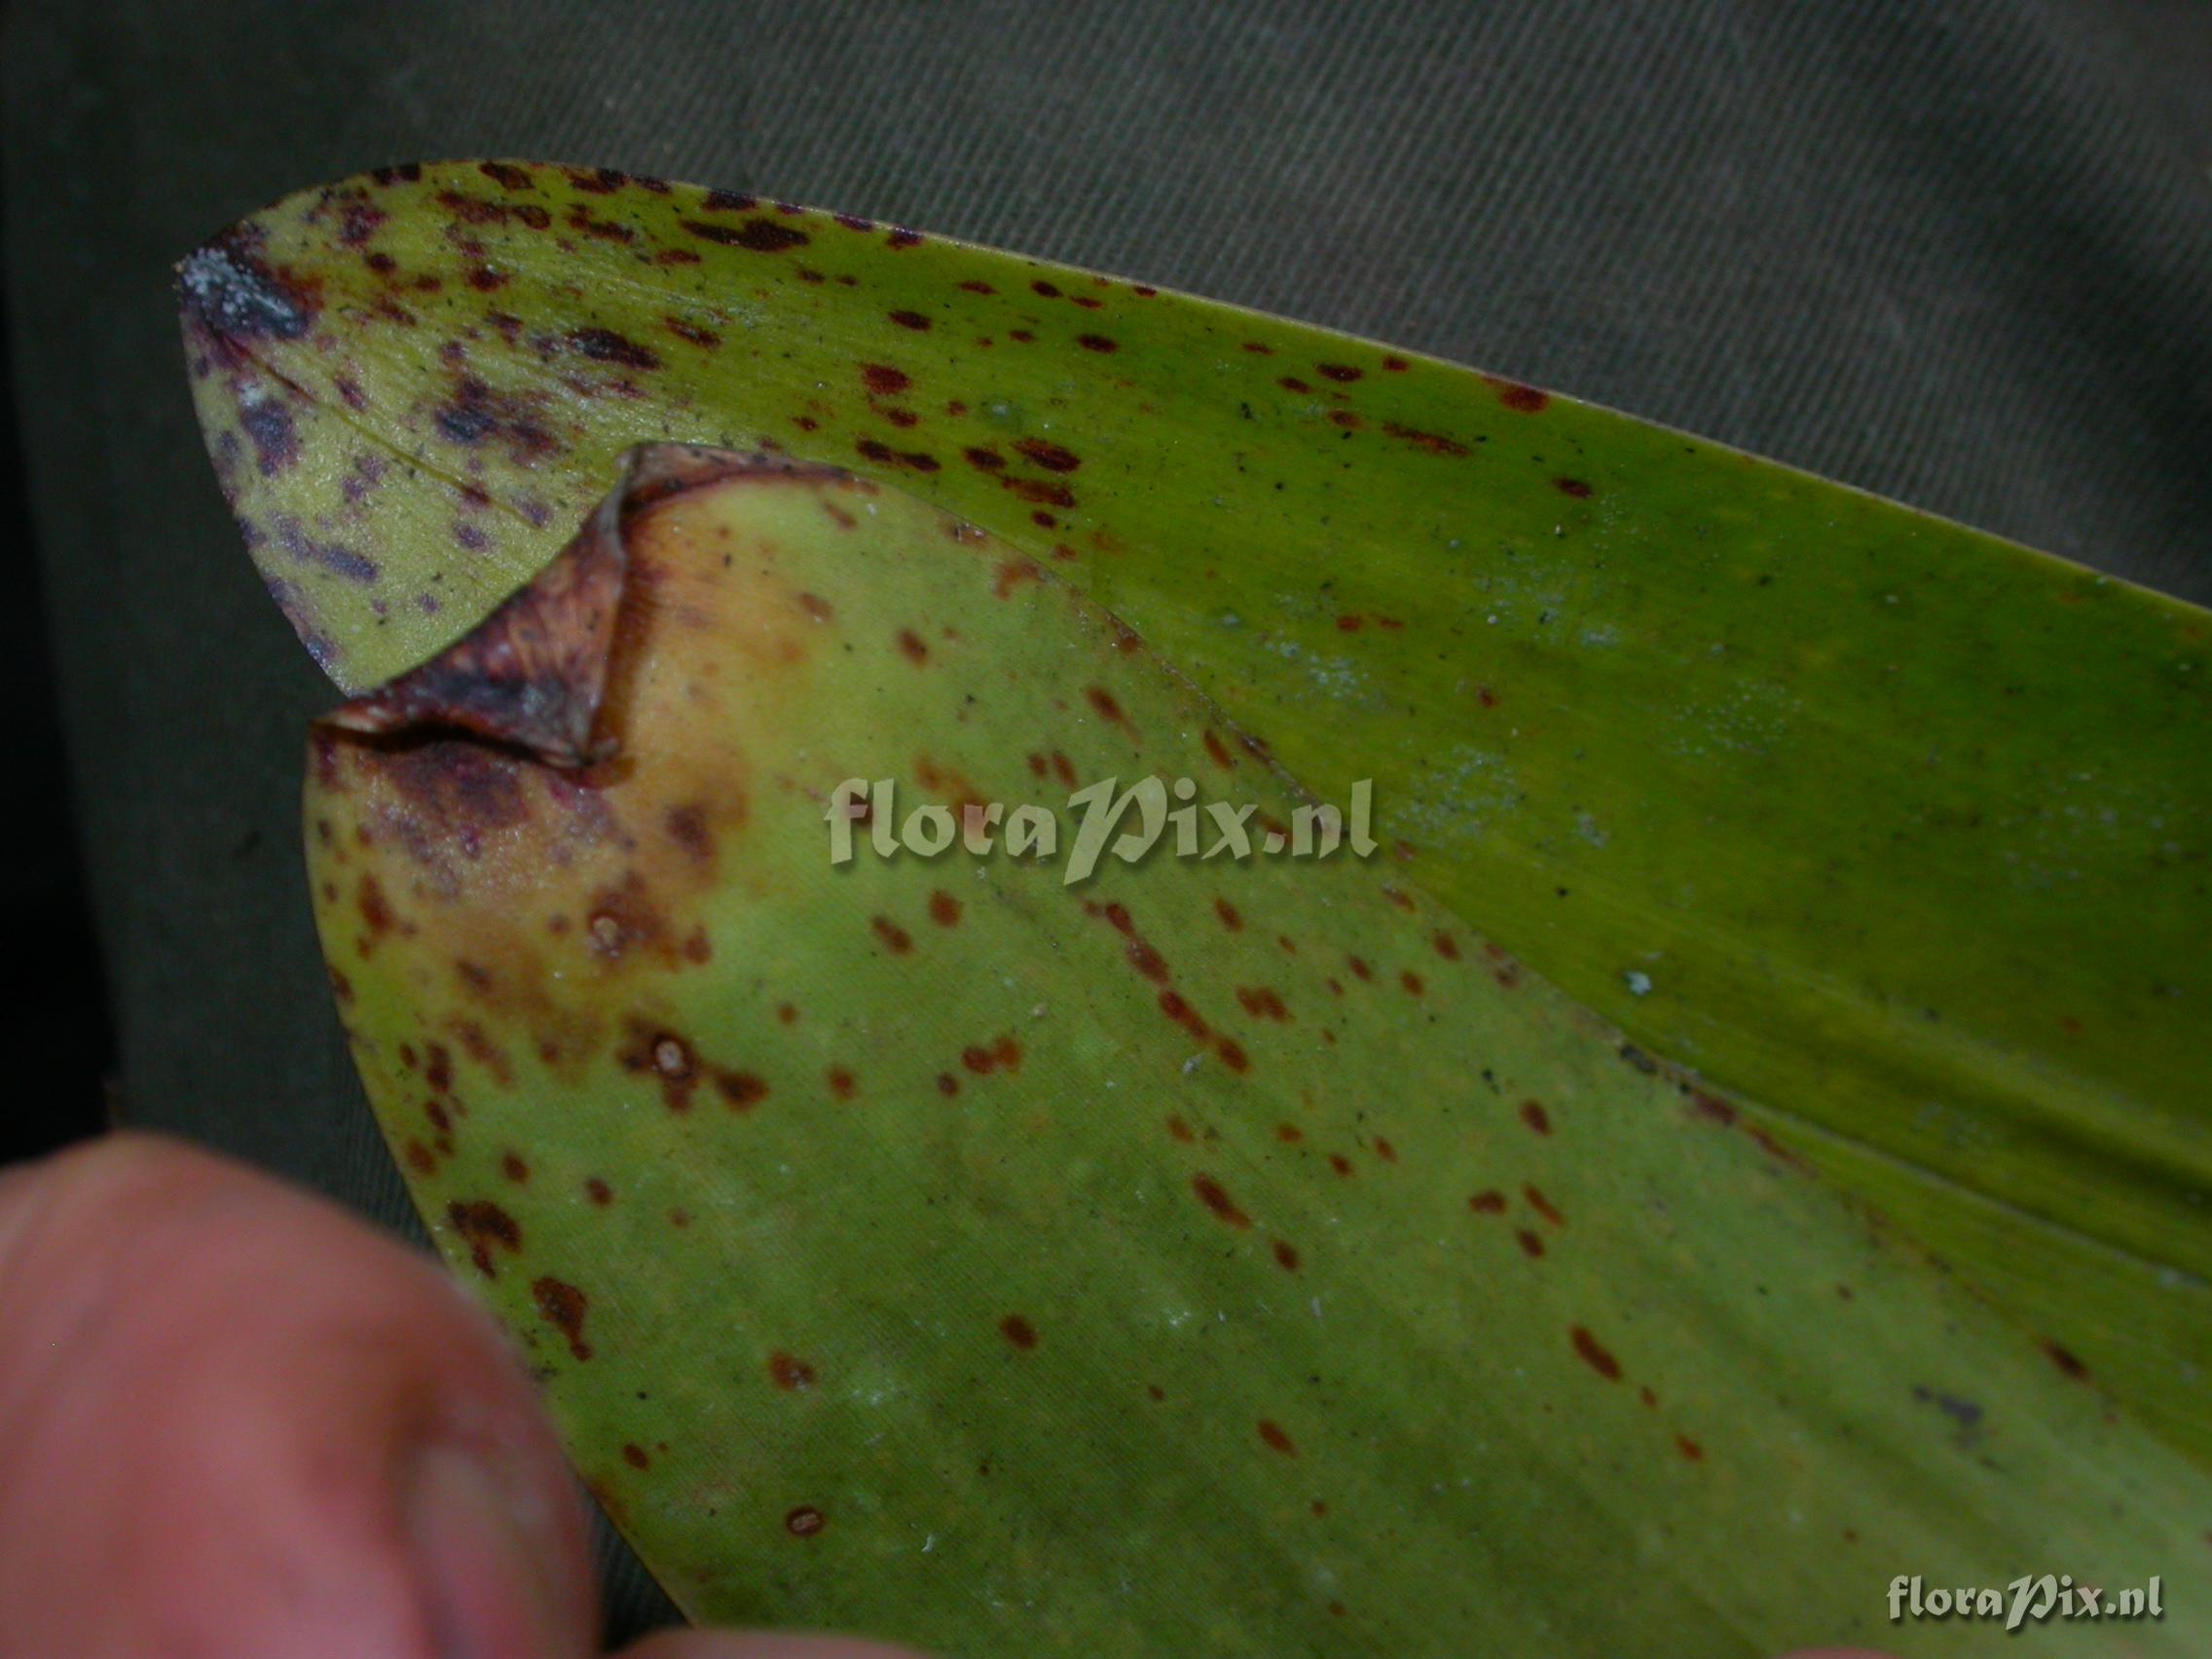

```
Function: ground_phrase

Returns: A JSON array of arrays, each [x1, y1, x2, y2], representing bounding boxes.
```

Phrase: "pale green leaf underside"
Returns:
[[309, 453, 2208, 1653]]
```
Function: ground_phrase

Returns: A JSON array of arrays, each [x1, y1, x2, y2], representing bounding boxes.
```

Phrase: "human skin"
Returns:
[[0, 1132, 1891, 1658]]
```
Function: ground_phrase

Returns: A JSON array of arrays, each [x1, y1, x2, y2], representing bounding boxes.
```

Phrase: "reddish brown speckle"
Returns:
[[621, 1443, 649, 1470], [1077, 333, 1118, 352], [1316, 362, 1362, 383], [1191, 1173, 1252, 1229], [1328, 1154, 1354, 1177], [862, 363, 910, 395], [769, 1351, 818, 1390], [1687, 1089, 1738, 1127], [1570, 1325, 1621, 1381], [500, 1153, 530, 1184], [1468, 1189, 1506, 1214], [1675, 1434, 1705, 1462], [786, 1505, 826, 1536], [1000, 1314, 1040, 1350], [569, 327, 660, 370], [1433, 932, 1460, 960], [1498, 382, 1550, 413], [1158, 990, 1208, 1040], [447, 1200, 522, 1278], [897, 628, 930, 665], [1272, 1239, 1302, 1272], [533, 1276, 593, 1361], [1216, 1037, 1251, 1073], [1516, 1229, 1546, 1259], [1257, 1419, 1298, 1456], [716, 1071, 768, 1110], [1014, 437, 1082, 473], [871, 915, 914, 954], [1520, 1100, 1552, 1136], [927, 890, 962, 927], [682, 217, 808, 252], [1382, 422, 1470, 458], [1400, 970, 1425, 997], [889, 309, 931, 331], [827, 1066, 856, 1100], [2045, 1341, 2090, 1381], [1554, 477, 1592, 498], [1235, 985, 1289, 1022], [584, 1178, 612, 1206], [1214, 899, 1244, 931]]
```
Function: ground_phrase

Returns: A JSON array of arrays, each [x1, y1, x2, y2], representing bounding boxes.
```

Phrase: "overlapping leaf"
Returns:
[[302, 445, 2206, 1652]]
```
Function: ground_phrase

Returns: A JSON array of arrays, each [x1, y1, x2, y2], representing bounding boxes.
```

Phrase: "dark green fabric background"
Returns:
[[6, 0, 2209, 1637]]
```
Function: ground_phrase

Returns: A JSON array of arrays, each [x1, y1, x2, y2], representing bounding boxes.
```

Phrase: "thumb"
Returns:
[[0, 1132, 596, 1659]]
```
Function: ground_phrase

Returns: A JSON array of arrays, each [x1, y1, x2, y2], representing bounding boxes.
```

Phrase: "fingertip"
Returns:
[[0, 1132, 597, 1657]]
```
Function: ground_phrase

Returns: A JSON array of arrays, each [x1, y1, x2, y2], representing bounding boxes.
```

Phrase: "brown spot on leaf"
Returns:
[[569, 327, 660, 371], [1192, 1173, 1251, 1228], [1257, 1419, 1297, 1456], [1014, 438, 1081, 472], [716, 1070, 768, 1110], [1570, 1325, 1621, 1381], [682, 217, 808, 252], [1000, 1314, 1040, 1350], [447, 1200, 522, 1278], [532, 1276, 592, 1361], [769, 1351, 818, 1390], [1381, 422, 1469, 458]]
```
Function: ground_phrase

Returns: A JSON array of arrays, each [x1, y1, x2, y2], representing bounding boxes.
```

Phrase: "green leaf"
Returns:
[[305, 444, 2206, 1653], [179, 160, 2212, 1464]]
